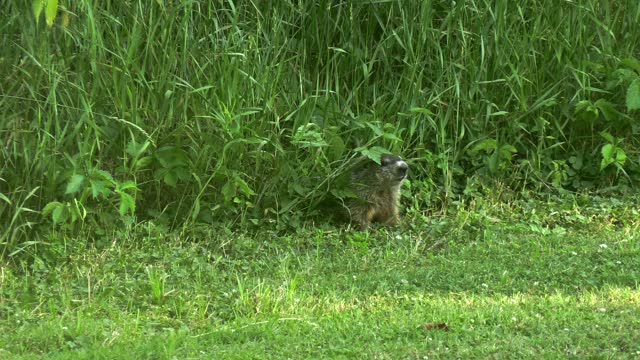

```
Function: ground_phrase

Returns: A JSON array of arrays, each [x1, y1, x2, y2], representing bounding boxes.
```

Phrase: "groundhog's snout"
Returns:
[[395, 161, 408, 179]]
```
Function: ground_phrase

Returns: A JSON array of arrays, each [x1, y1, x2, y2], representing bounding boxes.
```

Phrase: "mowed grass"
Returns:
[[1, 199, 640, 359]]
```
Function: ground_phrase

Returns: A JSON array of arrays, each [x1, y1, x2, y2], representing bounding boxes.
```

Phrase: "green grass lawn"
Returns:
[[1, 198, 639, 359]]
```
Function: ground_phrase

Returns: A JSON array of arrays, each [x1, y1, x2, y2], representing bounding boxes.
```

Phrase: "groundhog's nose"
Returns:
[[397, 162, 408, 176]]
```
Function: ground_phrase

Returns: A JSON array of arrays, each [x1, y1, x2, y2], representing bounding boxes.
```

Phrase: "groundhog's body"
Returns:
[[348, 154, 408, 230]]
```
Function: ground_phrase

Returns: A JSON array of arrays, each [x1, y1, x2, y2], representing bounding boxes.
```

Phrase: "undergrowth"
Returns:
[[2, 1, 640, 256]]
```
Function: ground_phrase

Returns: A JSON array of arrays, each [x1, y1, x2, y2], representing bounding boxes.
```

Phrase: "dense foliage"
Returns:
[[2, 1, 640, 254]]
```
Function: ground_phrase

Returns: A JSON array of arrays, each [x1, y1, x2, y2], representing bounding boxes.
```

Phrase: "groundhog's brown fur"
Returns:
[[347, 154, 408, 230]]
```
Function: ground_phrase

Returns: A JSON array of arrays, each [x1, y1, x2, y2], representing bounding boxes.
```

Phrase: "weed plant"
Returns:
[[2, 1, 640, 253]]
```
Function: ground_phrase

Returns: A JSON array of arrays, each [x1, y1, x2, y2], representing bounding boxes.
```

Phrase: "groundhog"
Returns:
[[347, 154, 408, 230]]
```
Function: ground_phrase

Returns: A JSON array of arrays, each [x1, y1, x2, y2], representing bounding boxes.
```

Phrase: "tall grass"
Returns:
[[2, 1, 640, 252]]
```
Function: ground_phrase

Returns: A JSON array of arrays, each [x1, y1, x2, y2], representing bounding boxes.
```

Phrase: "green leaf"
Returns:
[[292, 182, 307, 196], [291, 124, 328, 148], [191, 198, 200, 221], [43, 201, 68, 224], [613, 68, 638, 83], [119, 193, 135, 216], [234, 176, 255, 197], [621, 57, 640, 74], [89, 180, 112, 199], [126, 140, 151, 158], [155, 146, 189, 168], [601, 144, 614, 160], [382, 132, 402, 141], [626, 79, 640, 111], [175, 166, 191, 181], [365, 122, 384, 136], [45, 0, 58, 27], [42, 201, 63, 216], [359, 146, 389, 164], [135, 156, 153, 170], [575, 100, 598, 122], [52, 205, 67, 224], [471, 139, 497, 153], [409, 107, 434, 115], [118, 180, 139, 192], [488, 111, 509, 117], [221, 182, 234, 202], [65, 174, 85, 194], [500, 144, 517, 153], [163, 171, 178, 187], [574, 100, 592, 114], [0, 192, 10, 205], [594, 99, 617, 121], [91, 169, 114, 182], [32, 0, 45, 23], [599, 131, 615, 144]]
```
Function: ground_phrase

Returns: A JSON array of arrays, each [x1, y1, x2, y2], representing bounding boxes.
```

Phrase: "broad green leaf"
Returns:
[[292, 124, 328, 149], [126, 140, 150, 158], [65, 174, 85, 194], [292, 182, 307, 196], [45, 0, 58, 27], [601, 143, 614, 160], [32, 0, 45, 23], [42, 201, 63, 216], [409, 107, 434, 115], [175, 166, 191, 181], [621, 57, 640, 74], [163, 171, 178, 187], [135, 156, 153, 170], [365, 122, 384, 136], [233, 176, 255, 197], [471, 139, 497, 153], [91, 169, 114, 182], [118, 180, 139, 192], [90, 180, 112, 199], [382, 132, 402, 141], [574, 100, 592, 114], [155, 146, 189, 168], [52, 205, 67, 224], [325, 128, 345, 161], [119, 193, 135, 216], [626, 78, 640, 111], [568, 155, 583, 170], [360, 146, 388, 164], [594, 99, 617, 121], [599, 131, 615, 144], [500, 144, 517, 153], [221, 182, 234, 202], [613, 68, 638, 83]]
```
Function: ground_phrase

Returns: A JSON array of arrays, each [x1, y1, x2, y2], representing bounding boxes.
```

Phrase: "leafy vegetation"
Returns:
[[2, 1, 640, 249], [1, 1, 640, 357]]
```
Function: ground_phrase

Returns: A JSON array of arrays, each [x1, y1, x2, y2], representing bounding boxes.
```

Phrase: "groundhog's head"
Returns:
[[377, 154, 408, 185]]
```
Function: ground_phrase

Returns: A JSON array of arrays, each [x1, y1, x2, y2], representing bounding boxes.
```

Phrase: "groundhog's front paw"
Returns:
[[385, 216, 401, 227]]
